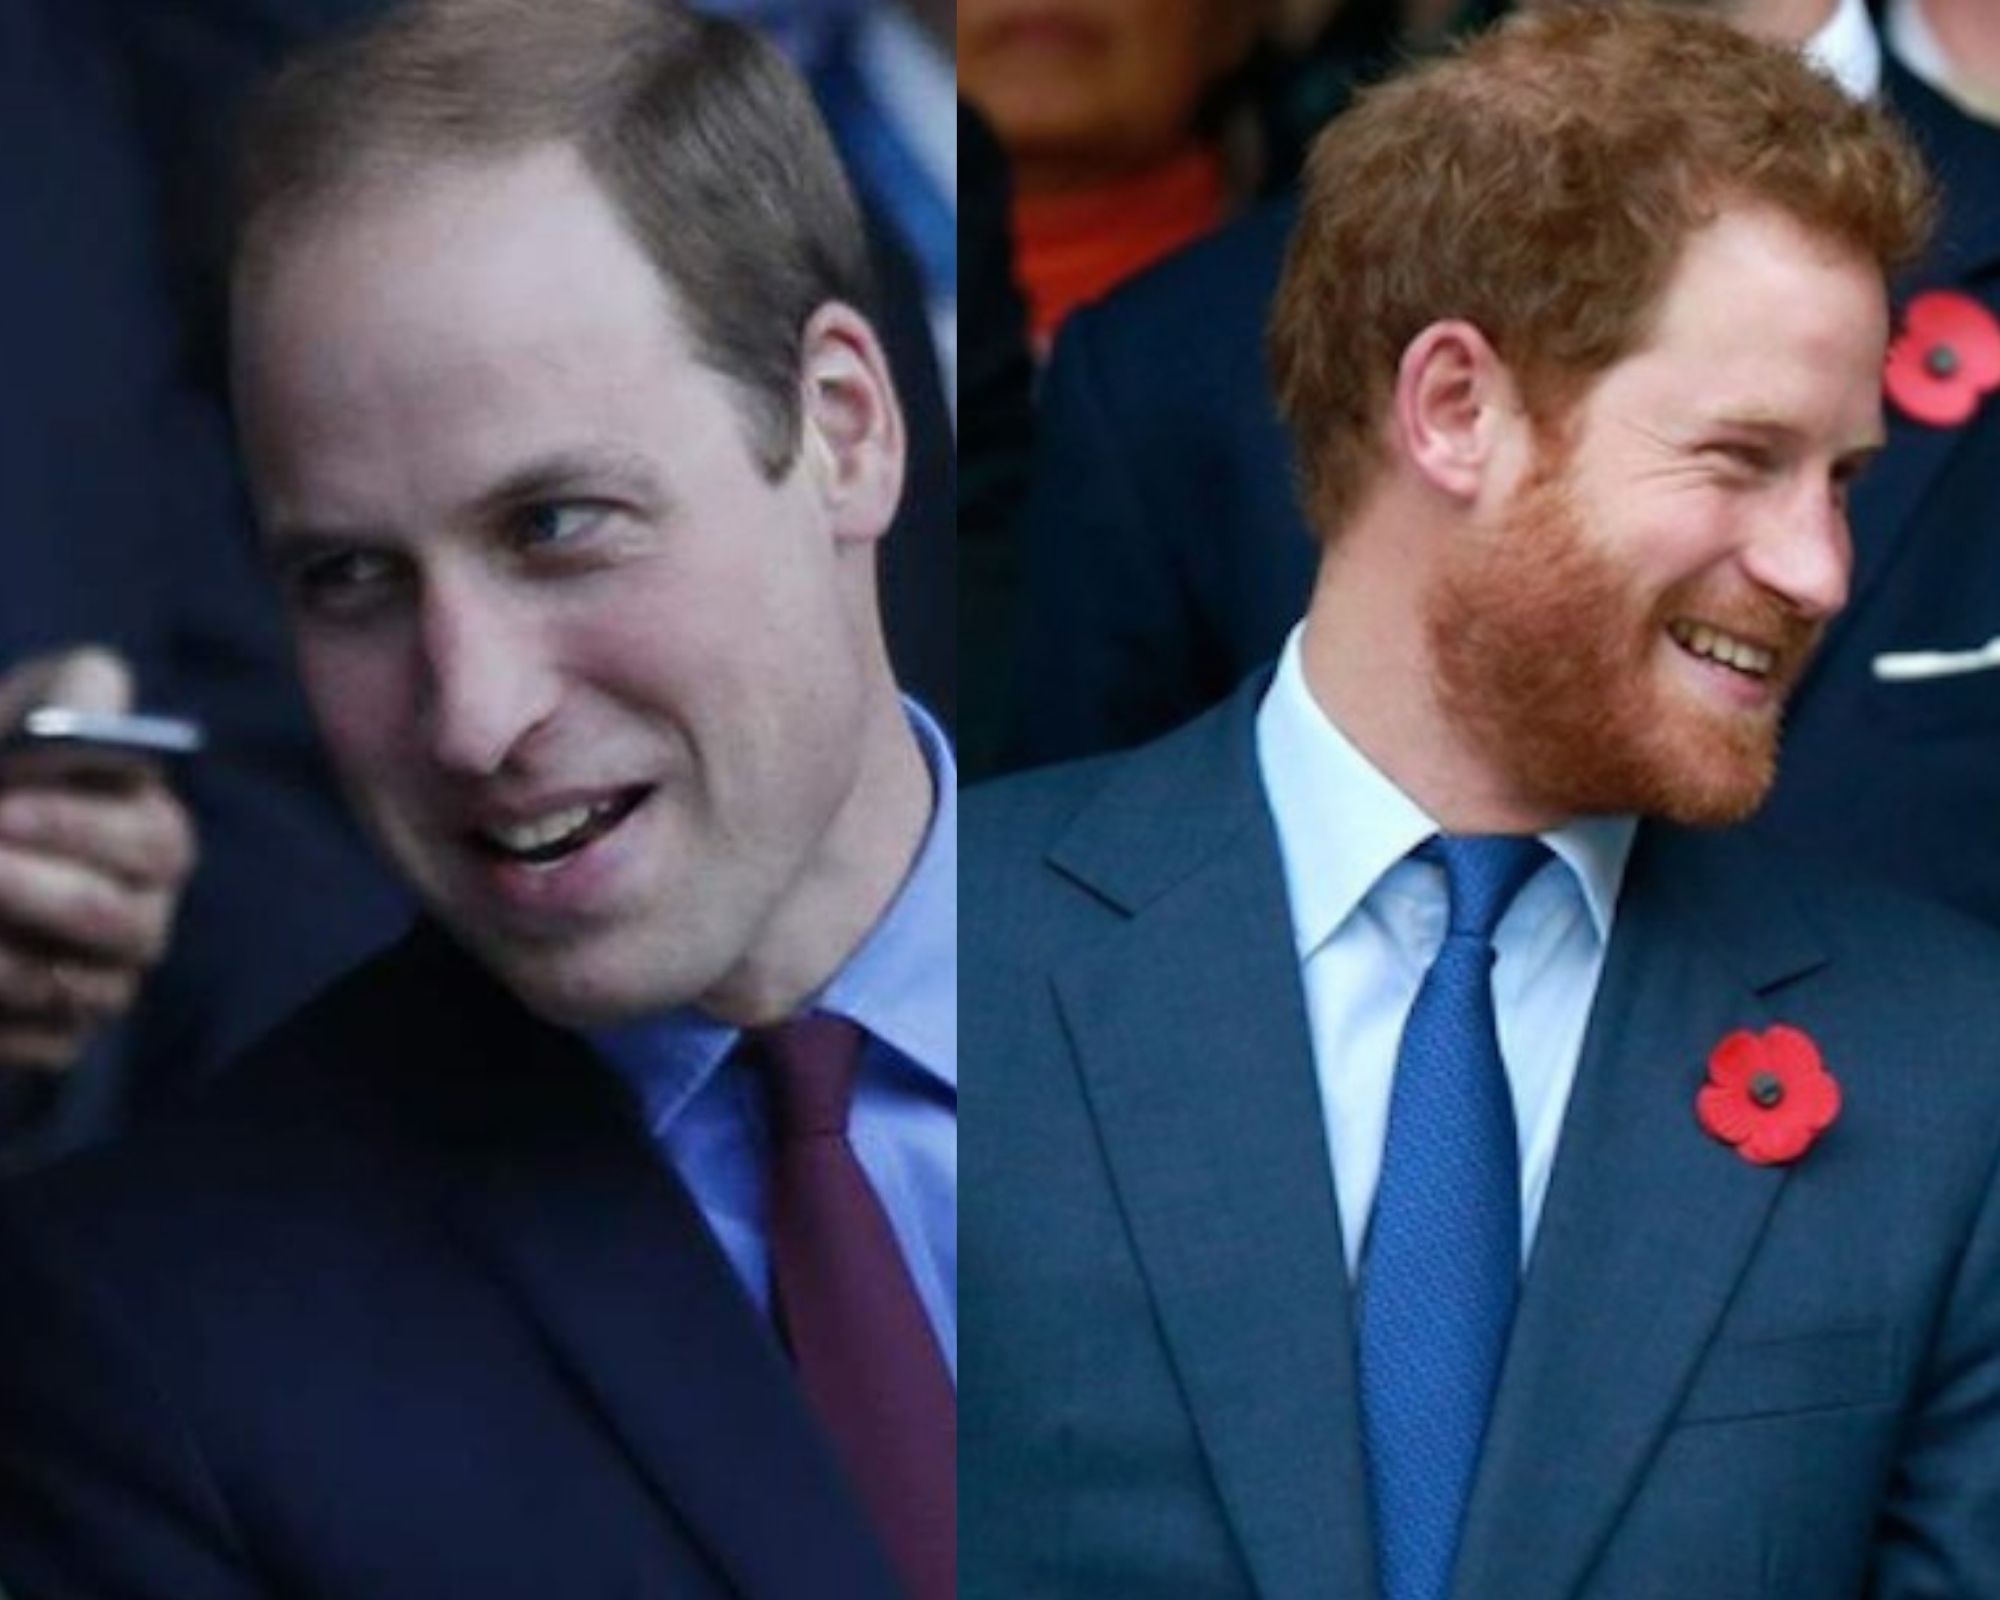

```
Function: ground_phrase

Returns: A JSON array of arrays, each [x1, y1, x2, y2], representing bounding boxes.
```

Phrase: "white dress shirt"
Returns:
[[1804, 0, 1883, 101], [1255, 628, 1636, 1276]]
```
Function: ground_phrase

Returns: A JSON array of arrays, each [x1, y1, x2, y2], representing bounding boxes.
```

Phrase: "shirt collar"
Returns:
[[1807, 0, 1883, 102], [590, 698, 956, 1128], [819, 698, 957, 1090], [1254, 626, 1634, 956]]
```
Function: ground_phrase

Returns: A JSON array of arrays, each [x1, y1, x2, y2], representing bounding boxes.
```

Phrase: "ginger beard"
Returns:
[[1426, 430, 1822, 827]]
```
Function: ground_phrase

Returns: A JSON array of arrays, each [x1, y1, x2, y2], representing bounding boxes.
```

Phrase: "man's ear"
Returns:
[[1392, 319, 1525, 503], [798, 301, 905, 545]]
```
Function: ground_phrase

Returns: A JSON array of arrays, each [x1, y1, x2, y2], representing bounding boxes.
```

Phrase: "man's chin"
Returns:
[[449, 922, 689, 1031], [1506, 710, 1779, 829], [1646, 775, 1772, 829], [1632, 730, 1779, 829]]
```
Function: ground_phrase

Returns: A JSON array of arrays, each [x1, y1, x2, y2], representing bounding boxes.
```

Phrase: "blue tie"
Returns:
[[1359, 834, 1549, 1600]]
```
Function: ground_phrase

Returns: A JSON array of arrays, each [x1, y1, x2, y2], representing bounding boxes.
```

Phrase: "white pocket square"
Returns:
[[1872, 636, 2000, 682]]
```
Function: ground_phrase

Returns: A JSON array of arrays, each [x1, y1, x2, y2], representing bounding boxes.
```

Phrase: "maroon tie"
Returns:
[[747, 1014, 955, 1600]]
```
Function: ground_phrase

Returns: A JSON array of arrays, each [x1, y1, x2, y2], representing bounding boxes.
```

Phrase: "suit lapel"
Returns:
[[1048, 689, 1378, 1600], [381, 933, 902, 1599], [1453, 828, 1828, 1600]]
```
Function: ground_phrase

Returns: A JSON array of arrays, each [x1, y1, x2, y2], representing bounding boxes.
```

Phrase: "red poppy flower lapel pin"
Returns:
[[1885, 291, 2000, 427], [1697, 1025, 1841, 1167]]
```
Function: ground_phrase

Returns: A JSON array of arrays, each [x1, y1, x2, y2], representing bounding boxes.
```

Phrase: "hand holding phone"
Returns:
[[0, 648, 200, 1072], [0, 706, 206, 789]]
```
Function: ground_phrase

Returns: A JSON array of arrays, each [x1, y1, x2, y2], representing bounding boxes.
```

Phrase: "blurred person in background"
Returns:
[[1888, 0, 2000, 118], [0, 0, 410, 1170], [696, 0, 954, 387], [959, 0, 1265, 350], [1254, 0, 1419, 189], [958, 94, 1038, 775]]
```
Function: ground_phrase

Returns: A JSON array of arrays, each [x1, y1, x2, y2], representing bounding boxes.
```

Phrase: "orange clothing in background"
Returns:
[[1012, 145, 1229, 350]]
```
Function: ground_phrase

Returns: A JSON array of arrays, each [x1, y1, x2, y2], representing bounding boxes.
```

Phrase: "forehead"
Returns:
[[1585, 203, 1889, 445], [232, 143, 737, 532]]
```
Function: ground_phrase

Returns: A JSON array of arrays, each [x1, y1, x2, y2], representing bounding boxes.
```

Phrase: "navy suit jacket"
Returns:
[[0, 926, 905, 1599], [1008, 61, 2000, 933], [963, 683, 2000, 1598]]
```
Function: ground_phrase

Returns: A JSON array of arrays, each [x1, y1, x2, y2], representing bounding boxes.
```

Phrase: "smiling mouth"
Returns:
[[1667, 619, 1778, 682], [470, 788, 649, 867]]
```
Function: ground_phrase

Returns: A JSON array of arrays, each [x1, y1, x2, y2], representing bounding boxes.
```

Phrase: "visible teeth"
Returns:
[[1671, 620, 1774, 678], [491, 803, 602, 854]]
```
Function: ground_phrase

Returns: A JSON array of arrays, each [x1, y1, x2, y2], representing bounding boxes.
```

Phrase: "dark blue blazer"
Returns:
[[964, 682, 2000, 1598], [0, 926, 904, 1599], [1008, 60, 2000, 931]]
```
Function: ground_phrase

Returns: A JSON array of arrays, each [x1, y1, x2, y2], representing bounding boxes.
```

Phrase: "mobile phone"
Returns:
[[0, 707, 206, 787]]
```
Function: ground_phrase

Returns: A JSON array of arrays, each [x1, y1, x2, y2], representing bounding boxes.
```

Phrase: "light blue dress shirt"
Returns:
[[1255, 629, 1635, 1276], [591, 703, 957, 1376]]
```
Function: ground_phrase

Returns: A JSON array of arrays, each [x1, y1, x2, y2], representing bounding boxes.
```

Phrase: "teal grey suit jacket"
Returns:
[[962, 680, 2000, 1599]]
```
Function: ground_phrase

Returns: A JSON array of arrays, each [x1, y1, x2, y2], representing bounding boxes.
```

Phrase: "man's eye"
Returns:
[[1709, 442, 1776, 475], [517, 503, 606, 549], [288, 548, 407, 617]]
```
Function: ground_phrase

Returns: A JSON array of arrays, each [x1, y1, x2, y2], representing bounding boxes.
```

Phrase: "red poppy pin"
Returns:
[[1696, 1025, 1841, 1166], [1885, 291, 2000, 427]]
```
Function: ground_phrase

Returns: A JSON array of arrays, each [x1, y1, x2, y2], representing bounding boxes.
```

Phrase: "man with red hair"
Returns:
[[966, 8, 2000, 1598]]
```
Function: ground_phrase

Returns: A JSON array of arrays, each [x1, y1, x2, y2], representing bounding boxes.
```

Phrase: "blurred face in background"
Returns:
[[1706, 0, 1833, 46], [1556, 0, 1832, 46], [959, 0, 1257, 192]]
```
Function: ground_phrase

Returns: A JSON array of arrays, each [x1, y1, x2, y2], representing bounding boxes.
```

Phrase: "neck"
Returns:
[[700, 680, 932, 1028], [1300, 505, 1561, 837], [1008, 133, 1215, 202]]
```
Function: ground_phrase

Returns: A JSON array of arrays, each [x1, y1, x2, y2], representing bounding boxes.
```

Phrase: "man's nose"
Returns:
[[1741, 485, 1853, 623], [417, 580, 558, 776]]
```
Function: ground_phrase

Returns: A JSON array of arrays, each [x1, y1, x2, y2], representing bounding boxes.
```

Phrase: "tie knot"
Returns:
[[1420, 834, 1550, 943], [746, 1013, 865, 1141]]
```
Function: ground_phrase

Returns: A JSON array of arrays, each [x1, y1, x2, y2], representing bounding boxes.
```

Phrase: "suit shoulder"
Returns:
[[1079, 197, 1295, 326], [1050, 197, 1296, 370], [1676, 823, 2000, 1006], [0, 933, 441, 1223], [1807, 861, 2000, 994], [963, 751, 1130, 865]]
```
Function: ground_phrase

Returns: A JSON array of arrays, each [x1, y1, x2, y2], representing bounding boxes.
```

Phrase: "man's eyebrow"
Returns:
[[1836, 438, 1888, 478], [1704, 412, 1887, 459], [260, 522, 399, 570], [261, 449, 669, 558], [468, 449, 667, 520], [1701, 412, 1796, 439]]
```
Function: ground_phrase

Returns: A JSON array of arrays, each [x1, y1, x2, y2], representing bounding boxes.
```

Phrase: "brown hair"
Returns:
[[1268, 1, 1934, 539], [234, 0, 874, 476]]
